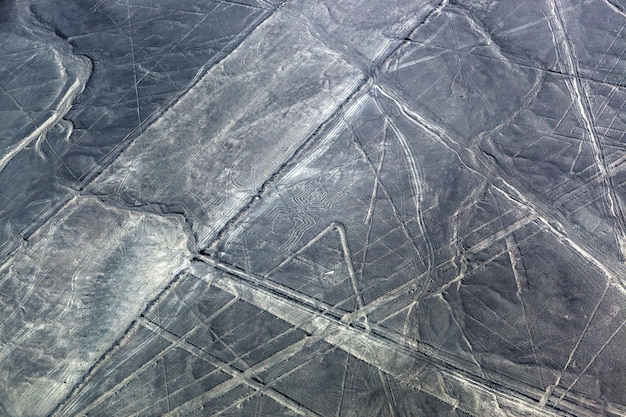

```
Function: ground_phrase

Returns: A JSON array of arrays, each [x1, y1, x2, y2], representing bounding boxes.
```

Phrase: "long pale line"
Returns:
[[194, 263, 565, 417], [141, 318, 320, 417], [548, 0, 626, 260]]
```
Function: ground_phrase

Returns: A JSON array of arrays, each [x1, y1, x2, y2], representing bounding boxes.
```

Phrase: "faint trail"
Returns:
[[343, 212, 540, 325], [347, 112, 431, 274], [0, 200, 116, 361], [77, 5, 274, 185], [205, 0, 260, 9], [205, 0, 452, 255], [192, 262, 568, 417], [125, 2, 255, 16], [548, 0, 626, 261], [209, 326, 250, 370], [334, 222, 370, 329], [201, 253, 343, 319], [263, 219, 335, 277], [363, 118, 387, 226], [335, 354, 350, 417], [0, 1, 275, 272], [0, 50, 89, 174], [113, 306, 312, 416], [0, 85, 35, 125], [211, 355, 329, 416], [162, 354, 171, 412], [494, 0, 592, 37], [135, 272, 374, 417], [439, 294, 487, 377], [209, 343, 341, 416], [21, 2, 626, 417], [474, 69, 545, 151], [391, 33, 626, 92], [547, 281, 610, 409], [375, 82, 626, 294], [343, 114, 388, 327], [126, 0, 142, 133], [49, 270, 189, 417], [140, 318, 321, 417], [504, 233, 546, 389], [402, 300, 419, 341], [373, 92, 435, 275], [445, 185, 487, 294], [151, 75, 282, 200], [555, 313, 626, 408], [378, 370, 398, 417]]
